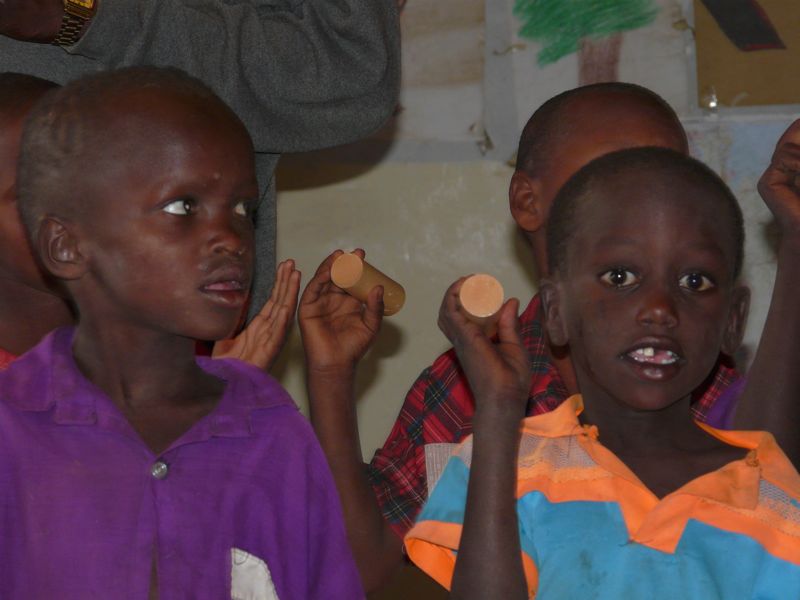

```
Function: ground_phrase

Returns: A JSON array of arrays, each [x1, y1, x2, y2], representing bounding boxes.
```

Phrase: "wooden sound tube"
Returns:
[[330, 253, 406, 316], [458, 274, 504, 333]]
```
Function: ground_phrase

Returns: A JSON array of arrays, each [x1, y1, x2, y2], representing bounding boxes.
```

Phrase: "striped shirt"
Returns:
[[368, 294, 739, 538], [406, 396, 800, 598]]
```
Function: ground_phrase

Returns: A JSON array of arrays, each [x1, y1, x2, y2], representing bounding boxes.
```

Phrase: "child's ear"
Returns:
[[36, 216, 87, 281], [539, 279, 569, 347], [721, 285, 750, 356], [509, 170, 546, 235]]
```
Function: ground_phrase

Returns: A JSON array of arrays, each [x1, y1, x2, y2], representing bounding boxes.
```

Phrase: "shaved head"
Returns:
[[515, 82, 687, 177], [17, 66, 247, 239]]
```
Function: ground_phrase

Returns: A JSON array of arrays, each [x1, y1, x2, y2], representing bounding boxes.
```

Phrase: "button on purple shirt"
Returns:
[[0, 328, 364, 599]]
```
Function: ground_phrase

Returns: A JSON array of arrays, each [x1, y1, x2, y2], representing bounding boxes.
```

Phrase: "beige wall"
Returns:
[[273, 159, 538, 458]]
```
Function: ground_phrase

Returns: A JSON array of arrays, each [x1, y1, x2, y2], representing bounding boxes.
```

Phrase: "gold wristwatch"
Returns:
[[52, 0, 97, 47]]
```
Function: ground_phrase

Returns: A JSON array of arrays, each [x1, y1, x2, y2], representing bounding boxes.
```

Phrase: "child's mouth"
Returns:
[[204, 280, 244, 291], [626, 347, 680, 365], [200, 279, 248, 308], [200, 264, 250, 308], [620, 342, 684, 382]]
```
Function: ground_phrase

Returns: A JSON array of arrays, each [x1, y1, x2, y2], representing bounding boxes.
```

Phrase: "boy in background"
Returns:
[[0, 73, 71, 366], [301, 83, 741, 590], [406, 146, 800, 598], [0, 67, 361, 599]]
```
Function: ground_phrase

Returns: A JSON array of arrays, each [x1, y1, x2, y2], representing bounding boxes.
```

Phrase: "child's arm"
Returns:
[[298, 249, 404, 591], [2, 0, 399, 153], [212, 259, 301, 372], [734, 120, 800, 464], [437, 278, 530, 600]]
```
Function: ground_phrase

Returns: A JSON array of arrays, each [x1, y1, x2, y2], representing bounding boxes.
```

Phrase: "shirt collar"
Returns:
[[1, 327, 294, 441], [521, 394, 585, 438], [520, 394, 799, 511]]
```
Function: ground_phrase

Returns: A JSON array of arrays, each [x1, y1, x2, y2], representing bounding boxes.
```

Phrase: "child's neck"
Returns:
[[0, 279, 74, 355], [580, 395, 747, 498], [72, 320, 226, 455]]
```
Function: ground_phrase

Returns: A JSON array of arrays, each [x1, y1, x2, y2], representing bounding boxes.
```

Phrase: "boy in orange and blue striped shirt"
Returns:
[[405, 144, 800, 598]]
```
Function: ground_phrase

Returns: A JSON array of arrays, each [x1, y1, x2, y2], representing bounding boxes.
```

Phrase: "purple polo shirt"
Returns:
[[0, 327, 363, 599]]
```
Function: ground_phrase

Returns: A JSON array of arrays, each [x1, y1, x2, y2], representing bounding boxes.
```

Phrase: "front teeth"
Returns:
[[629, 347, 679, 365]]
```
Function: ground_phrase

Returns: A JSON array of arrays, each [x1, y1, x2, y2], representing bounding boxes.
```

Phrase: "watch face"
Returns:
[[64, 0, 96, 18]]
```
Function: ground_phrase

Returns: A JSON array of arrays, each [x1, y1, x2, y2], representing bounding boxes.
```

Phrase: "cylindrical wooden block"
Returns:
[[459, 274, 504, 330], [330, 253, 406, 316]]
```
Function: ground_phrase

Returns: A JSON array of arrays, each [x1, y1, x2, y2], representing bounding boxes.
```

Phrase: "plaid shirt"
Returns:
[[366, 293, 740, 539]]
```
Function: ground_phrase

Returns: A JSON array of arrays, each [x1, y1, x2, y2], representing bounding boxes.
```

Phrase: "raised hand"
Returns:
[[438, 277, 530, 422], [298, 249, 384, 373], [300, 250, 402, 589], [212, 259, 300, 372], [732, 119, 800, 465], [441, 278, 530, 600], [0, 0, 64, 42], [758, 119, 800, 240]]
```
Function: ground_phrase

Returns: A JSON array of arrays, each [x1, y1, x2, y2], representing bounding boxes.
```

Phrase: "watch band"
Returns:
[[52, 1, 96, 47], [52, 12, 85, 46]]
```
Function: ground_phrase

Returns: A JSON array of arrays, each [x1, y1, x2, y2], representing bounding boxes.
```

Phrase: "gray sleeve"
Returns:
[[70, 0, 401, 154]]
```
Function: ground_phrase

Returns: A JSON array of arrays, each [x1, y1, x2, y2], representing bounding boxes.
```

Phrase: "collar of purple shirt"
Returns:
[[1, 326, 293, 453]]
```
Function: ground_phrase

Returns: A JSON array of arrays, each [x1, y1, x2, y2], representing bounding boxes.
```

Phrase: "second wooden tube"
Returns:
[[459, 273, 504, 331]]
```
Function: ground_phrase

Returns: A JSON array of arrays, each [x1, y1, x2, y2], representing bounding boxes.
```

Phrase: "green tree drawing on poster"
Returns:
[[514, 0, 659, 66]]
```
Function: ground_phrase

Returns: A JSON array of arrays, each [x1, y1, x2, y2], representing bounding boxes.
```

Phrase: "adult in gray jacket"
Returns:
[[0, 0, 400, 318]]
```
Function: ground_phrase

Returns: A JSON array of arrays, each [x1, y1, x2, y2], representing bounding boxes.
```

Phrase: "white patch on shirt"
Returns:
[[425, 443, 459, 495], [231, 547, 279, 600]]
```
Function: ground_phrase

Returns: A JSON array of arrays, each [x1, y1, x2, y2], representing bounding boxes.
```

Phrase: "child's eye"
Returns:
[[163, 198, 195, 215], [233, 200, 250, 218], [679, 272, 715, 292], [599, 268, 639, 288]]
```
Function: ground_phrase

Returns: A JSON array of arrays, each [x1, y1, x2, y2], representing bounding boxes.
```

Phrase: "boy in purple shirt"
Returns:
[[0, 71, 301, 373], [0, 67, 363, 599]]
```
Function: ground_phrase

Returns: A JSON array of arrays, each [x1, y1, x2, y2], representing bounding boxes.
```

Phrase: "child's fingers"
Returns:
[[495, 298, 521, 345], [271, 261, 300, 312], [437, 277, 469, 337], [299, 251, 342, 306], [772, 145, 800, 174], [442, 277, 468, 314], [363, 285, 385, 335], [283, 268, 301, 310], [270, 260, 292, 306]]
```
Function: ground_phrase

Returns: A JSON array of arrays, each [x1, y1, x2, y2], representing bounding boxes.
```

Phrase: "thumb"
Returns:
[[495, 298, 522, 345], [363, 285, 385, 335]]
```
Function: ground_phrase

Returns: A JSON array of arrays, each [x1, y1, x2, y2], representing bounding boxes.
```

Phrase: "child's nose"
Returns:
[[636, 285, 679, 329], [210, 217, 247, 257]]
